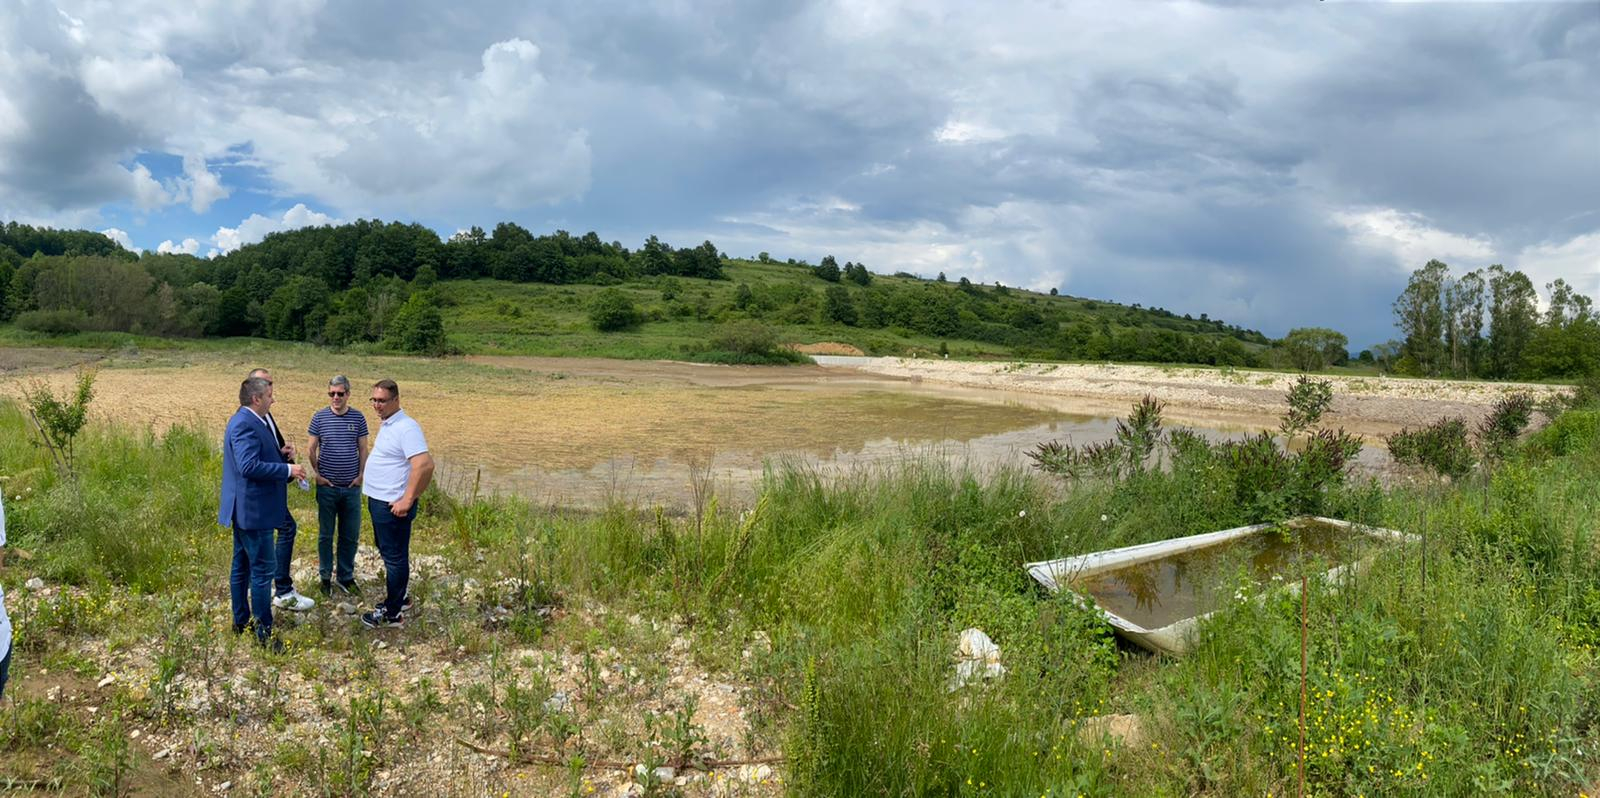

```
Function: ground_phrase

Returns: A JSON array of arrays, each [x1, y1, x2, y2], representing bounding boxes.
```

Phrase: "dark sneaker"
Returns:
[[258, 634, 285, 654], [336, 580, 362, 597], [360, 609, 404, 629], [319, 580, 333, 598], [378, 595, 413, 614]]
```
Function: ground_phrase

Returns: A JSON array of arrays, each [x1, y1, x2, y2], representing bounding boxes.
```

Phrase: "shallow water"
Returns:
[[1075, 520, 1379, 630]]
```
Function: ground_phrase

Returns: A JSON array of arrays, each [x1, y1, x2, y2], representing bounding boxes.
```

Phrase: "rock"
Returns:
[[754, 764, 774, 781], [651, 766, 676, 782], [336, 602, 359, 615], [46, 686, 61, 702], [948, 627, 1006, 691], [97, 674, 117, 688], [543, 691, 571, 714], [617, 784, 645, 797], [1078, 713, 1145, 748], [376, 641, 388, 650], [129, 729, 140, 739], [154, 747, 172, 760], [218, 781, 232, 791], [25, 577, 44, 591]]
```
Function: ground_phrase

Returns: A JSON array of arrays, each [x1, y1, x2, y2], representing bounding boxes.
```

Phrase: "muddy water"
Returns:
[[1076, 521, 1379, 630]]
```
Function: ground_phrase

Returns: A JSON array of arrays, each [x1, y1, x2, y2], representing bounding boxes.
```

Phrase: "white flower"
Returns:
[[1017, 510, 1027, 518], [1100, 514, 1108, 522]]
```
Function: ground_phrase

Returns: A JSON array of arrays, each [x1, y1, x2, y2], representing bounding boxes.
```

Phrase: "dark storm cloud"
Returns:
[[2, 0, 1593, 343]]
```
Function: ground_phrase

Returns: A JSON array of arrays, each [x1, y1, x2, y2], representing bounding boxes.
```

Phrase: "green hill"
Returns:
[[1, 219, 1273, 366]]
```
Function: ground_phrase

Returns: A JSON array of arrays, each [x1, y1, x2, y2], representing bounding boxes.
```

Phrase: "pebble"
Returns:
[[129, 729, 141, 739], [25, 577, 44, 591], [652, 766, 676, 782], [376, 641, 389, 650], [543, 691, 571, 713], [154, 747, 172, 760], [218, 781, 232, 791], [97, 674, 116, 688]]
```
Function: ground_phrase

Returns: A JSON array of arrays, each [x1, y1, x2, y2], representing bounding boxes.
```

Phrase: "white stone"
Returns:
[[97, 674, 117, 688], [25, 577, 44, 591], [652, 766, 676, 782]]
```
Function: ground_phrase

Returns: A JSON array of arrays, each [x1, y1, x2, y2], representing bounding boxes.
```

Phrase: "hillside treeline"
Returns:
[[1391, 259, 1598, 379], [0, 219, 1275, 365], [0, 221, 723, 353]]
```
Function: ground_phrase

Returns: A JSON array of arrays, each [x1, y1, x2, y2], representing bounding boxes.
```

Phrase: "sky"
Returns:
[[1, 0, 1596, 347]]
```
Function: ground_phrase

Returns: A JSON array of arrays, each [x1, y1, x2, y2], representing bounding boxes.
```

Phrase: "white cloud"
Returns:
[[1517, 231, 1600, 300], [1332, 208, 1496, 273], [80, 54, 183, 124], [125, 163, 173, 211], [157, 237, 200, 255], [176, 154, 229, 213], [100, 227, 134, 250], [212, 203, 339, 254]]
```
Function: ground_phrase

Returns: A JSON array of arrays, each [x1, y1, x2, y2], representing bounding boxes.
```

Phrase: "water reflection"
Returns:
[[1077, 521, 1378, 630]]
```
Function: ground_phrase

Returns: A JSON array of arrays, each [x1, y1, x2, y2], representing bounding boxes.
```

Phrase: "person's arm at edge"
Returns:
[[308, 434, 329, 486], [352, 434, 369, 488], [389, 452, 434, 518]]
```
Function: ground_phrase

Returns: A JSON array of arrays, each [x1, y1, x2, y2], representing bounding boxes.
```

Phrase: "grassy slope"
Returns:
[[439, 259, 1264, 360], [1, 392, 1596, 795]]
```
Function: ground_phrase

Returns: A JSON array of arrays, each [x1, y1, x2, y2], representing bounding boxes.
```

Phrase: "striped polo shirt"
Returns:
[[307, 406, 369, 486]]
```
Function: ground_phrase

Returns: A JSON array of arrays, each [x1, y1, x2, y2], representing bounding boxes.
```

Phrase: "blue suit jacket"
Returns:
[[218, 407, 290, 530]]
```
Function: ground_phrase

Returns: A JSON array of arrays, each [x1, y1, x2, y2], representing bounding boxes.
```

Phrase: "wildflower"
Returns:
[[1018, 510, 1027, 518], [1100, 514, 1108, 522]]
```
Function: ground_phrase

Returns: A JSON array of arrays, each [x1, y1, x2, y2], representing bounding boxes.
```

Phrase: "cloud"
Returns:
[[175, 155, 229, 213], [157, 237, 201, 255], [100, 227, 135, 250], [212, 203, 340, 254], [0, 0, 1594, 346], [1518, 232, 1600, 301], [1332, 208, 1496, 275]]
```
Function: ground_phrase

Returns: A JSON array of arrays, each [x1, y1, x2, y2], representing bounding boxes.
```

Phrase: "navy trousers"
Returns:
[[368, 498, 415, 619], [273, 513, 298, 597], [316, 486, 362, 584], [231, 526, 276, 641]]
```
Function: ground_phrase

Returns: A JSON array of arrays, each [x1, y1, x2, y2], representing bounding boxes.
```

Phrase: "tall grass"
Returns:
[[1, 396, 1595, 794]]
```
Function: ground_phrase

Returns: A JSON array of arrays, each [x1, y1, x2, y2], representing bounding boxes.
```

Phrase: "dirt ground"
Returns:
[[817, 356, 1565, 441], [0, 347, 1566, 506]]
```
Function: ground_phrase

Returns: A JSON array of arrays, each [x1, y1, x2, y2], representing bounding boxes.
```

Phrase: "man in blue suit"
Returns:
[[220, 377, 307, 649]]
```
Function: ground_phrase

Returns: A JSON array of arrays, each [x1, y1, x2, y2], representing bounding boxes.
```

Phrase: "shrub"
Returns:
[[710, 320, 778, 356], [1525, 409, 1600, 458], [16, 308, 94, 333], [1386, 417, 1476, 480], [385, 293, 448, 355], [587, 288, 642, 332]]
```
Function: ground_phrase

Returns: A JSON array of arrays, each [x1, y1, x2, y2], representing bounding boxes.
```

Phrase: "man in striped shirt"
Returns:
[[307, 375, 369, 597]]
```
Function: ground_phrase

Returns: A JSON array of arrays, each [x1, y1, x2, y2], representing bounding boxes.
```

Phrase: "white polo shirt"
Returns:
[[362, 409, 429, 503]]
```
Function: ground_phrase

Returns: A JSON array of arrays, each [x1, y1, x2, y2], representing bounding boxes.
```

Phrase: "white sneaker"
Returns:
[[272, 590, 316, 612]]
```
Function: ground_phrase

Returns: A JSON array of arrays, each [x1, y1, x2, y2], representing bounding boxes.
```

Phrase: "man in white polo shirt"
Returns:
[[360, 379, 434, 628]]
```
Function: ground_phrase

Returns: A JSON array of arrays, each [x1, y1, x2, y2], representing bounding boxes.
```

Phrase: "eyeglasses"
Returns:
[[328, 391, 347, 397], [370, 396, 393, 404]]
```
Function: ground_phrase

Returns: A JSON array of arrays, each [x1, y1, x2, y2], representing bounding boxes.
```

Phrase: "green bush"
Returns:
[[587, 288, 642, 332], [16, 308, 94, 334], [1387, 417, 1476, 480], [1526, 409, 1600, 458]]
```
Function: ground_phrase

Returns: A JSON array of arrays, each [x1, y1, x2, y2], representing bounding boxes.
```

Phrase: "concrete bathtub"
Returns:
[[1024, 516, 1416, 655]]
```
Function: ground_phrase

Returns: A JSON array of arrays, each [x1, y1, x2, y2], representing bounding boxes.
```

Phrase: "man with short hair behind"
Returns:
[[220, 377, 308, 648], [361, 379, 434, 628], [247, 368, 315, 612], [307, 375, 369, 597]]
